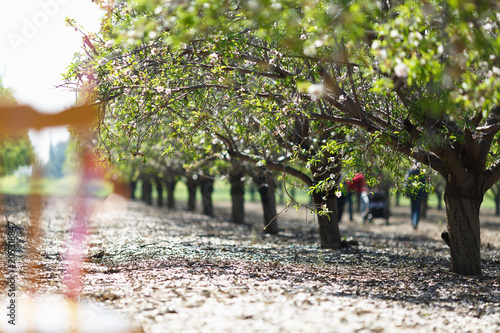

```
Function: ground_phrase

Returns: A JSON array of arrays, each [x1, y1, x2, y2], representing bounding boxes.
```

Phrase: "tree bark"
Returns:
[[444, 181, 482, 276], [312, 191, 342, 248], [254, 171, 279, 234], [142, 176, 153, 205], [165, 177, 177, 209], [199, 175, 214, 217], [155, 176, 164, 207], [186, 176, 198, 212], [230, 169, 245, 224]]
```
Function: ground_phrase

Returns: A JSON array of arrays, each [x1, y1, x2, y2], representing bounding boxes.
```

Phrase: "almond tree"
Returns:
[[63, 1, 360, 246], [114, 0, 500, 275]]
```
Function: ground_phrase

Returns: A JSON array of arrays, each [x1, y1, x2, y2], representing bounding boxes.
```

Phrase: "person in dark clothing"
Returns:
[[406, 166, 427, 229]]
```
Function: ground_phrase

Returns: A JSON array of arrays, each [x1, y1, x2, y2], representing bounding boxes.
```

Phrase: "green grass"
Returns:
[[0, 174, 112, 198]]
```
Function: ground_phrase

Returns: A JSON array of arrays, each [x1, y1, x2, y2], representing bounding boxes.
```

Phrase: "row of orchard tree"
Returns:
[[119, 147, 310, 236], [64, 0, 500, 276]]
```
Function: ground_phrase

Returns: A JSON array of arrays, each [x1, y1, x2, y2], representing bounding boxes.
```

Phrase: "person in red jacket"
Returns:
[[347, 173, 369, 219]]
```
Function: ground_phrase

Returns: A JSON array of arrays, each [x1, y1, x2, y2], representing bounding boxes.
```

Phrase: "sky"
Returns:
[[0, 0, 104, 162]]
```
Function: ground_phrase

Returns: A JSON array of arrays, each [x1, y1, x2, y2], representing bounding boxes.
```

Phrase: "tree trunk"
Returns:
[[129, 180, 137, 200], [254, 171, 279, 234], [421, 193, 428, 218], [230, 169, 245, 224], [155, 176, 164, 207], [258, 183, 279, 234], [444, 182, 482, 275], [165, 177, 177, 209], [436, 188, 443, 210], [312, 192, 342, 248], [186, 176, 198, 212], [140, 179, 146, 201], [142, 176, 153, 205], [199, 176, 214, 217], [494, 187, 500, 216]]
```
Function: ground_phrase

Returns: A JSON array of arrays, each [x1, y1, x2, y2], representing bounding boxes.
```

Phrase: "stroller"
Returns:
[[362, 191, 390, 225]]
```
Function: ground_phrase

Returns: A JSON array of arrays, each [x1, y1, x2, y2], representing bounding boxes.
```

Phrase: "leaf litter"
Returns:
[[1, 195, 499, 332]]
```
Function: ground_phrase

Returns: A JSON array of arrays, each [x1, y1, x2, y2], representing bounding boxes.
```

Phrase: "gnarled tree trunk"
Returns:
[[444, 180, 482, 276], [310, 158, 342, 248], [312, 191, 341, 248]]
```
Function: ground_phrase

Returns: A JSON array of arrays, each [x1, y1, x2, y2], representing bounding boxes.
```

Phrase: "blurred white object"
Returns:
[[0, 295, 142, 333]]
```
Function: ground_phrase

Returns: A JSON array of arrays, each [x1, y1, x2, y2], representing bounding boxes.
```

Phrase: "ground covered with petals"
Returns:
[[2, 195, 499, 332]]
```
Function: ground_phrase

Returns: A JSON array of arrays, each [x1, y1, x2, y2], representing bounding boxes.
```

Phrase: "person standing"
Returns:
[[406, 165, 427, 229], [350, 172, 368, 213]]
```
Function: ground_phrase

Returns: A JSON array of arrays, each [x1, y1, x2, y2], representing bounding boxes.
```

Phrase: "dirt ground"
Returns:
[[1, 194, 499, 332]]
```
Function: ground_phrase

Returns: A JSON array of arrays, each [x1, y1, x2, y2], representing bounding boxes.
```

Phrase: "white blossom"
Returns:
[[209, 52, 219, 64], [303, 44, 317, 57], [271, 1, 282, 10], [437, 44, 444, 55], [394, 62, 409, 78], [483, 23, 493, 31], [307, 84, 325, 101], [408, 32, 422, 45], [375, 49, 387, 60]]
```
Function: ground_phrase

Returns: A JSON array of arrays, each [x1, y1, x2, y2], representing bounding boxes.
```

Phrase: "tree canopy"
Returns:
[[65, 0, 500, 275]]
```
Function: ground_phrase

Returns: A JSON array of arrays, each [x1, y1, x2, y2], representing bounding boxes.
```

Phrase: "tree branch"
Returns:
[[484, 158, 500, 193], [309, 113, 378, 132], [227, 149, 313, 187]]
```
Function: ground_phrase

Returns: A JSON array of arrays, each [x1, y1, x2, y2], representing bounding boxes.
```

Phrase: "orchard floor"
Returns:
[[1, 194, 499, 333]]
